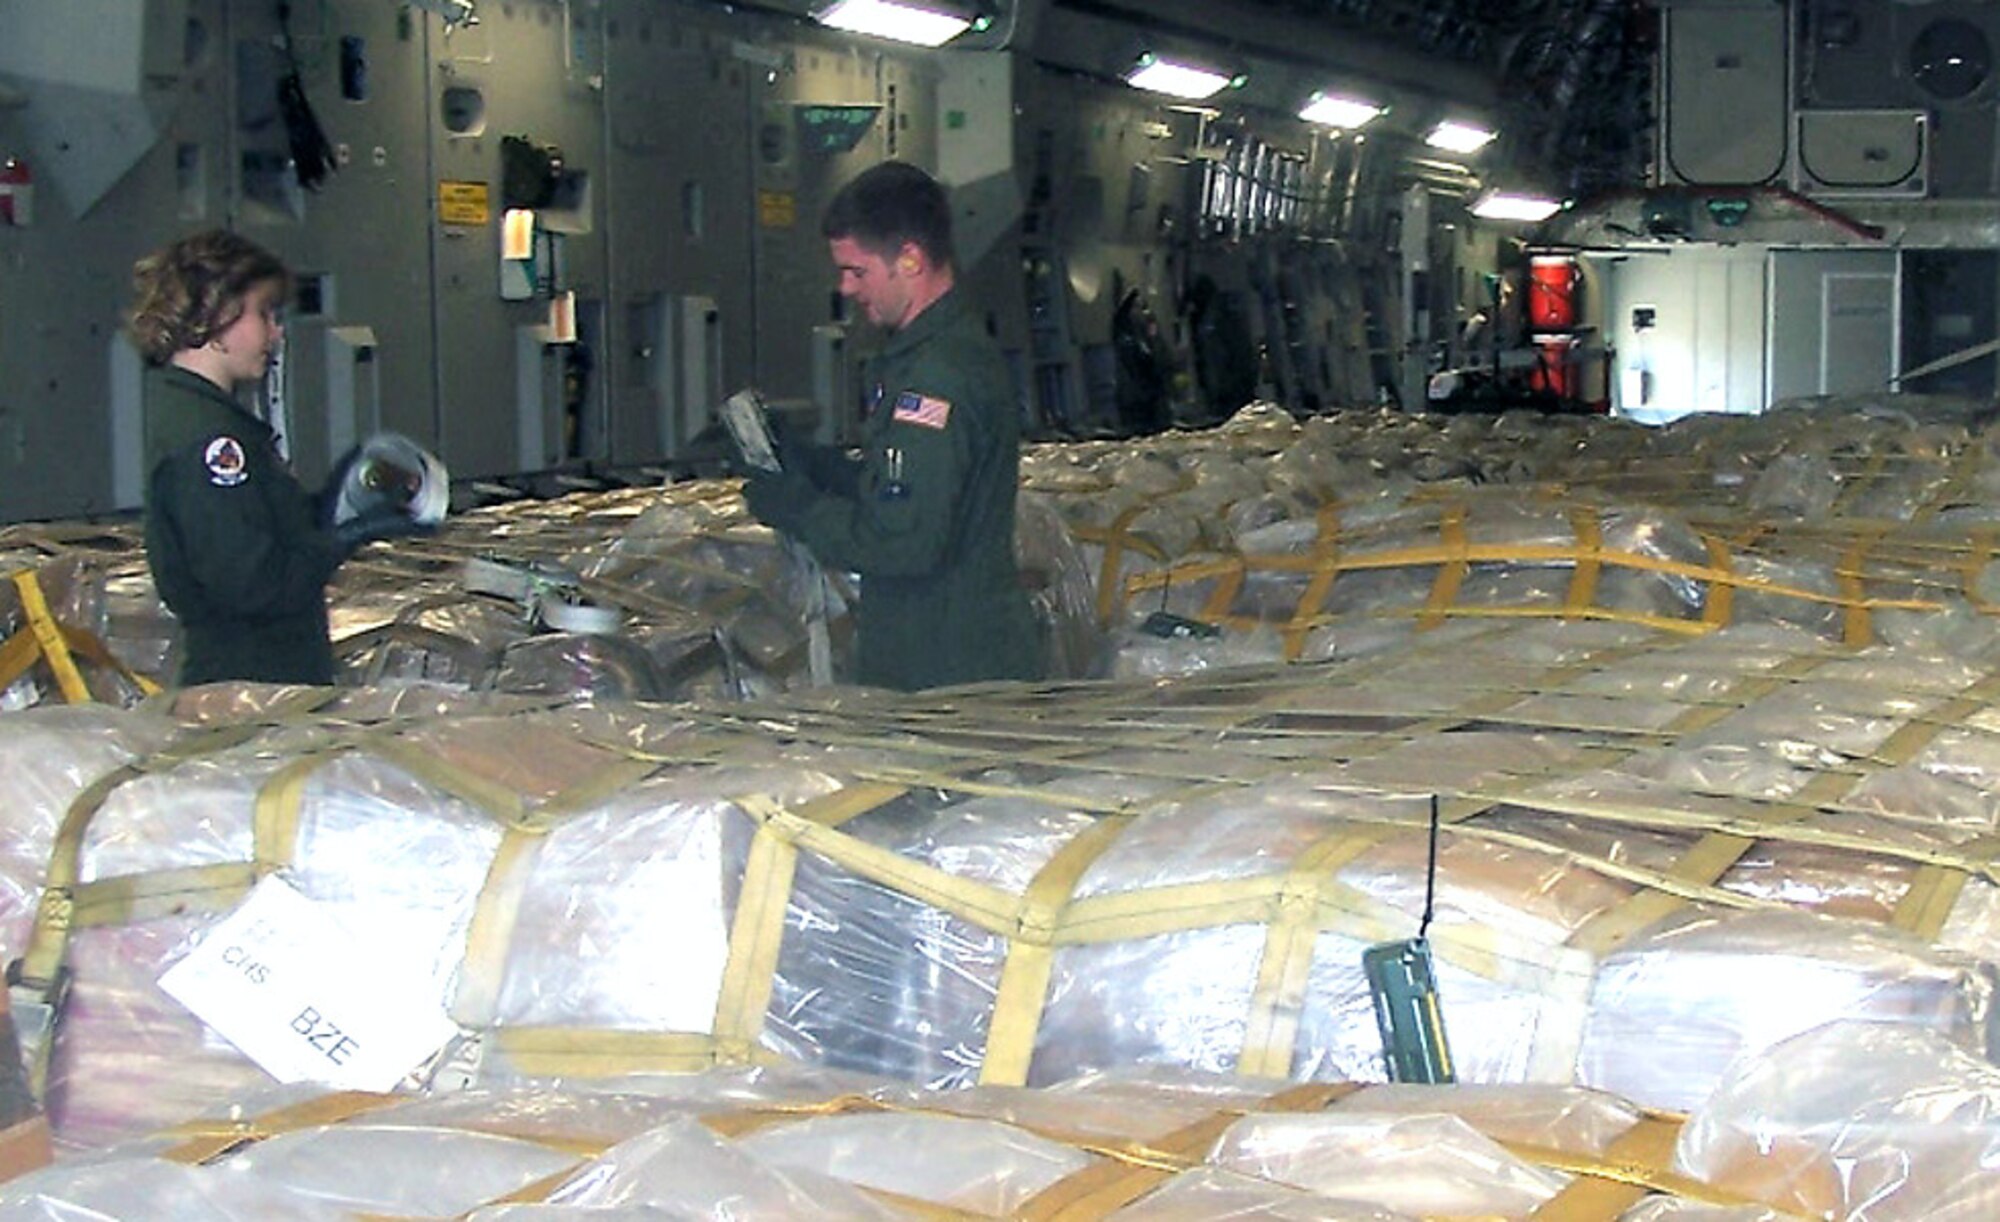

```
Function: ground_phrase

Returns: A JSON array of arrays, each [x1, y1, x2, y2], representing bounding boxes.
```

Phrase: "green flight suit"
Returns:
[[142, 365, 344, 686], [752, 286, 1042, 691]]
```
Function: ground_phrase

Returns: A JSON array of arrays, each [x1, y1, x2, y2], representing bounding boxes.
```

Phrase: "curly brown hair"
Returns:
[[126, 230, 292, 366]]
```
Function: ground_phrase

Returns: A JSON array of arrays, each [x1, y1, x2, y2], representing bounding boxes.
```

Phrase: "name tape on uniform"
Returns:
[[158, 876, 459, 1092]]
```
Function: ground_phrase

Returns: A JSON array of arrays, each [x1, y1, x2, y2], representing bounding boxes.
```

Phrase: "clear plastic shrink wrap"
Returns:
[[1207, 1112, 1570, 1217], [1018, 491, 1111, 680], [0, 554, 158, 707], [476, 764, 842, 1034], [1677, 1023, 2000, 1221], [738, 1111, 1092, 1216], [0, 705, 177, 951], [217, 1124, 581, 1215], [6, 1071, 1769, 1220], [1576, 912, 1993, 1113], [1048, 782, 1639, 1088], [1104, 1167, 1414, 1220], [47, 733, 511, 1146], [767, 733, 1997, 1106], [9, 473, 1107, 707], [0, 1159, 350, 1221]]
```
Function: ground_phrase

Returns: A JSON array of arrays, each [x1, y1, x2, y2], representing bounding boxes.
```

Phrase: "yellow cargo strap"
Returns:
[[1520, 1112, 1809, 1218], [157, 1090, 406, 1164], [7, 571, 91, 703]]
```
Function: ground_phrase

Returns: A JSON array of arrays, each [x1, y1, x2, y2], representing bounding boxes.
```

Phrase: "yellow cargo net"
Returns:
[[9, 616, 1995, 1152], [1073, 483, 1999, 655]]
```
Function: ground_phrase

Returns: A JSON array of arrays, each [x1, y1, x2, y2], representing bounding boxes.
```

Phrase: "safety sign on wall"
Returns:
[[438, 180, 492, 226]]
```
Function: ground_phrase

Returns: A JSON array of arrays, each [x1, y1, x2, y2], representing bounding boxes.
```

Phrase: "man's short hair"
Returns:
[[822, 160, 955, 270]]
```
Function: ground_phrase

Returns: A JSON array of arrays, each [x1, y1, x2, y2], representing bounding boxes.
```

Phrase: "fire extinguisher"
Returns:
[[0, 158, 32, 227]]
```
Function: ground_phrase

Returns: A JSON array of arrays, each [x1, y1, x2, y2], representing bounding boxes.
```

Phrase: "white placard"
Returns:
[[159, 876, 459, 1092]]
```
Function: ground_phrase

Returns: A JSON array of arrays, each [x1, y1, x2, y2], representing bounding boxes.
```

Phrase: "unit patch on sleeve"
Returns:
[[203, 436, 249, 487], [891, 391, 952, 430]]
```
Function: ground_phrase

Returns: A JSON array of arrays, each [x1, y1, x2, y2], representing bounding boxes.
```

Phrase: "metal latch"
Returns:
[[4, 958, 71, 1094]]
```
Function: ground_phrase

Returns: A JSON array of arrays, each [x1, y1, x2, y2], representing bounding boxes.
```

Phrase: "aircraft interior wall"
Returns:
[[17, 2, 2000, 525], [0, 0, 1487, 526]]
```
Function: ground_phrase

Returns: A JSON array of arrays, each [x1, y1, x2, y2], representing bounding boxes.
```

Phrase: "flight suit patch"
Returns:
[[204, 436, 249, 487], [891, 391, 951, 430]]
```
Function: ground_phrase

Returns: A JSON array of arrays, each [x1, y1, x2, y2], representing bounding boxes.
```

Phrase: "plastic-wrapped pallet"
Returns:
[[0, 690, 824, 1146], [1, 476, 1108, 709], [755, 759, 1991, 1104], [1013, 399, 2000, 666], [6, 613, 2000, 1161], [14, 398, 2000, 706], [0, 1071, 1789, 1220]]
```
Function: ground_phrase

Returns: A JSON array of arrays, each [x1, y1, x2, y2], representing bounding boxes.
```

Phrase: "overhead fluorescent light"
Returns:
[[1125, 55, 1236, 100], [1426, 120, 1496, 154], [1471, 190, 1563, 223], [1298, 92, 1383, 130], [813, 0, 973, 47]]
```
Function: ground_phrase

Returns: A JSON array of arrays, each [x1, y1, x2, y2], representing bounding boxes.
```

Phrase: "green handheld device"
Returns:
[[1362, 936, 1454, 1083], [1362, 794, 1456, 1083]]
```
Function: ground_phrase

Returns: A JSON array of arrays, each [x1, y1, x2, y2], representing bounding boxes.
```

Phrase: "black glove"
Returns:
[[318, 445, 363, 527], [770, 421, 863, 498], [743, 466, 817, 532], [767, 414, 812, 471], [334, 509, 429, 557]]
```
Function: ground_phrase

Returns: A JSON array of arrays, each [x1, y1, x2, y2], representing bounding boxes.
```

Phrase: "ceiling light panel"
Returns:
[[1126, 55, 1235, 100], [1298, 92, 1383, 129], [814, 0, 972, 48], [1427, 121, 1496, 154], [1471, 191, 1562, 222]]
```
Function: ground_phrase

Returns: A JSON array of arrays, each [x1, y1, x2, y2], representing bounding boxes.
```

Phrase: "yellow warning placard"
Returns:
[[758, 190, 797, 229], [438, 181, 491, 226]]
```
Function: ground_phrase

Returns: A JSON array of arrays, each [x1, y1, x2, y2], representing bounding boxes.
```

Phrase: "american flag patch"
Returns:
[[891, 391, 952, 430]]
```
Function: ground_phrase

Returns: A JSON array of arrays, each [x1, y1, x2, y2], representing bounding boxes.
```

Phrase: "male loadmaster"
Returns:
[[743, 161, 1042, 691]]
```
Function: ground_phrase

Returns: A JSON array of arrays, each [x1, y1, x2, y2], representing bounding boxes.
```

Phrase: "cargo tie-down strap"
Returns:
[[0, 570, 161, 703]]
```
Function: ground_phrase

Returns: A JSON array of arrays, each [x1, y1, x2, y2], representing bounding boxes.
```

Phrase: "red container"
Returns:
[[0, 158, 30, 227], [1528, 335, 1578, 398], [1528, 254, 1579, 331]]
